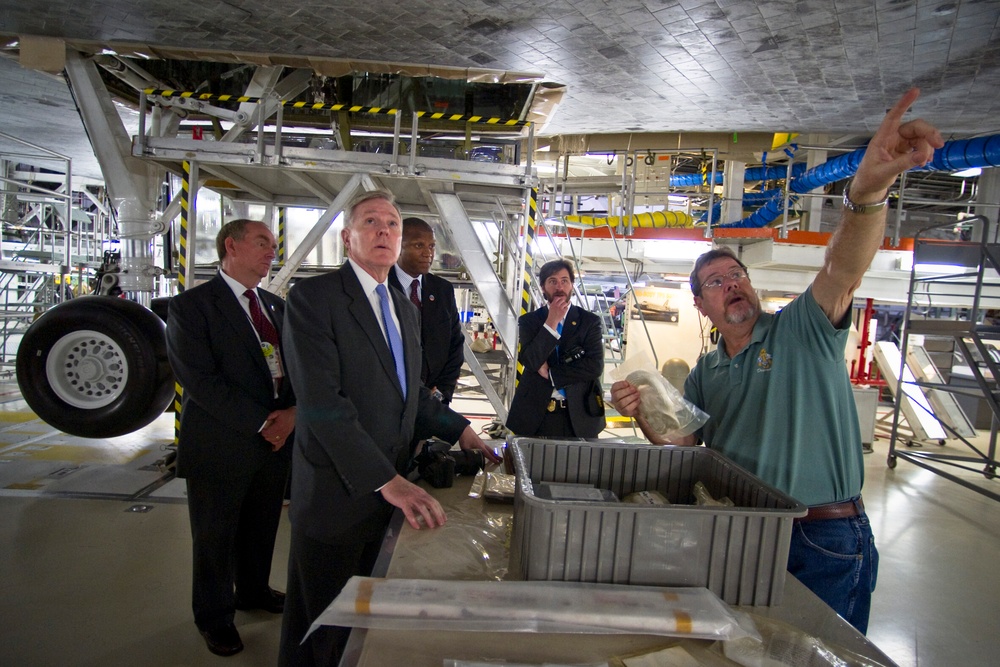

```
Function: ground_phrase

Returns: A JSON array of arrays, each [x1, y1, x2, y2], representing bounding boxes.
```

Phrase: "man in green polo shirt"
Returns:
[[611, 88, 943, 635]]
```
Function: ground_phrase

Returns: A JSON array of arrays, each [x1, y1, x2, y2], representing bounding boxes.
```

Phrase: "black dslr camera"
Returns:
[[414, 439, 485, 488]]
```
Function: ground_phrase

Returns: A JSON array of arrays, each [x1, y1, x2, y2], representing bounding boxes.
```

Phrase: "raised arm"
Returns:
[[812, 88, 944, 324]]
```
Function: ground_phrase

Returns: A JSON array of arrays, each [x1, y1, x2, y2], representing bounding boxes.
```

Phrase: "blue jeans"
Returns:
[[787, 505, 879, 635]]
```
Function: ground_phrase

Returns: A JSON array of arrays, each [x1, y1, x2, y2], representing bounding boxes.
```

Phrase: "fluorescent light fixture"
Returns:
[[913, 263, 970, 274], [950, 167, 982, 178], [642, 239, 712, 262], [16, 194, 65, 204]]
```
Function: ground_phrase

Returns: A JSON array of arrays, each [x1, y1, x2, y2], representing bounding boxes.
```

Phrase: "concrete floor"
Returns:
[[1, 383, 998, 667]]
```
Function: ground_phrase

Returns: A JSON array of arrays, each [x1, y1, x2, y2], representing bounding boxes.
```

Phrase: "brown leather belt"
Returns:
[[795, 497, 864, 523]]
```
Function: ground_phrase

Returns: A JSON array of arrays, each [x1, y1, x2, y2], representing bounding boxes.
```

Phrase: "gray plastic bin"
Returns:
[[508, 438, 808, 606]]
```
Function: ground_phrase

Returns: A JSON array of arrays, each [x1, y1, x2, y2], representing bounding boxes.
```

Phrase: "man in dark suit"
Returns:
[[388, 216, 465, 404], [166, 219, 296, 657], [506, 259, 605, 439], [278, 189, 501, 667]]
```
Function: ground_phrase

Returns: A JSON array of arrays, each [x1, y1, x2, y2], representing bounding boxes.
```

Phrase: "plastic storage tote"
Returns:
[[508, 438, 808, 606]]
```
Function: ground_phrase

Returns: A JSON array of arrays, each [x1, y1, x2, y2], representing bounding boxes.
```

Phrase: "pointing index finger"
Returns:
[[883, 88, 920, 129]]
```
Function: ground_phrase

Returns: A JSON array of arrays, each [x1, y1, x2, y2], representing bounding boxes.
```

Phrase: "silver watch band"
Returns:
[[843, 181, 889, 214]]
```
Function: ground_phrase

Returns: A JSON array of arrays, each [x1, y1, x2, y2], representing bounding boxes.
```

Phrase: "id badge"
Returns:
[[260, 341, 284, 380]]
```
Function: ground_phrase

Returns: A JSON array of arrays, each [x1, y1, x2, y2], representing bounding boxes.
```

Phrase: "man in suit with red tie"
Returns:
[[278, 190, 500, 667], [166, 219, 296, 657], [388, 217, 465, 405]]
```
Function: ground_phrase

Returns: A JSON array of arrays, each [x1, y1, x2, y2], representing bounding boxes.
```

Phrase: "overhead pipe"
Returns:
[[563, 211, 693, 228], [720, 134, 1000, 228], [670, 162, 806, 187]]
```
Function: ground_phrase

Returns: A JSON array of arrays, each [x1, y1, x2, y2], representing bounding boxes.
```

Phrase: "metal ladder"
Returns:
[[887, 216, 1000, 500]]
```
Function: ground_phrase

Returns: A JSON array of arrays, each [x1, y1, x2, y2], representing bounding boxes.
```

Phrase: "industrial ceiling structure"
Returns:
[[1, 0, 999, 443], [0, 0, 998, 182]]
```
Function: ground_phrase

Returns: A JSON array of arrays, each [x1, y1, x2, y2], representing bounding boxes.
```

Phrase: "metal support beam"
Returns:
[[430, 191, 518, 352], [462, 344, 508, 421], [286, 171, 337, 203], [262, 173, 363, 293], [200, 164, 275, 202], [64, 49, 162, 295]]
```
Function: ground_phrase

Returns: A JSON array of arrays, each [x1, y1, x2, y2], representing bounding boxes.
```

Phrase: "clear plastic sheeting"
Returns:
[[445, 662, 607, 667], [309, 577, 748, 642], [717, 612, 894, 667], [469, 469, 517, 503], [385, 492, 511, 582]]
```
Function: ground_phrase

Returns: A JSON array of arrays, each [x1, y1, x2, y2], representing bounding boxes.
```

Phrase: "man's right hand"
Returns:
[[545, 296, 570, 329], [379, 475, 447, 530], [611, 380, 690, 445], [610, 380, 641, 417]]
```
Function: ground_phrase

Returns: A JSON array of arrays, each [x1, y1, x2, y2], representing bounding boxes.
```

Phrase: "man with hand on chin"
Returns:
[[612, 88, 944, 634], [506, 259, 605, 439]]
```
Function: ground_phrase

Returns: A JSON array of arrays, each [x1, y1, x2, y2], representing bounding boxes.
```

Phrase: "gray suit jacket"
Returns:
[[282, 262, 469, 543]]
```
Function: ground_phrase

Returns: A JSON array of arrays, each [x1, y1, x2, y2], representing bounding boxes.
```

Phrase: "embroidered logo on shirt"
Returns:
[[756, 347, 773, 372]]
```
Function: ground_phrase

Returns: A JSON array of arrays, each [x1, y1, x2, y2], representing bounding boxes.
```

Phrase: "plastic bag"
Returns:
[[717, 611, 893, 667], [612, 352, 708, 441], [309, 577, 748, 642]]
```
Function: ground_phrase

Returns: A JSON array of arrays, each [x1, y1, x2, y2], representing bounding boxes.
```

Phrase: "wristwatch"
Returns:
[[843, 181, 890, 214]]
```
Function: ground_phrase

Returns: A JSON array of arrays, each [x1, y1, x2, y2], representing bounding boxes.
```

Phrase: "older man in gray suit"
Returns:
[[278, 189, 500, 667]]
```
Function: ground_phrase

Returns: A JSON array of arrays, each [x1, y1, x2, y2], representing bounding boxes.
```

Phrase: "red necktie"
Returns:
[[244, 289, 279, 346], [409, 278, 421, 309]]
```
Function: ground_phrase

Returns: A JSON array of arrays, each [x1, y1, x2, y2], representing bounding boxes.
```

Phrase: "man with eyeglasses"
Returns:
[[611, 88, 943, 635]]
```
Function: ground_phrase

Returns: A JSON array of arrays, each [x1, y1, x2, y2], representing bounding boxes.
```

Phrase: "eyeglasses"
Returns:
[[700, 268, 749, 291]]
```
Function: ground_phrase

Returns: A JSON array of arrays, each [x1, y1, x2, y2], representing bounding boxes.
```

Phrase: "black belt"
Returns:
[[546, 398, 567, 412], [795, 497, 864, 523]]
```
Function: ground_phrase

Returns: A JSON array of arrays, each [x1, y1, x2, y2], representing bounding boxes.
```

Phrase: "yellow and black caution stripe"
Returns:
[[414, 111, 528, 127], [142, 88, 530, 126], [514, 188, 540, 384], [174, 161, 195, 444], [178, 161, 192, 294], [277, 206, 286, 265]]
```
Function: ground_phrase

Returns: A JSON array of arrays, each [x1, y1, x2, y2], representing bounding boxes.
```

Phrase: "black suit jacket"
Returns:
[[389, 270, 465, 402], [166, 272, 295, 481], [282, 262, 469, 544], [505, 304, 605, 438]]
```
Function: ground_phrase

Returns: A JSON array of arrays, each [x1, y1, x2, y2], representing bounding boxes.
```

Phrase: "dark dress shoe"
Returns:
[[199, 623, 243, 657], [234, 588, 285, 614]]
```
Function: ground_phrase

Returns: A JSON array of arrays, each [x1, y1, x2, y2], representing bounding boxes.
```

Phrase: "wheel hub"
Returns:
[[45, 330, 129, 409]]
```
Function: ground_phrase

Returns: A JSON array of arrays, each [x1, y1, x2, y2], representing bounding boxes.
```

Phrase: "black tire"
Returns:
[[15, 296, 175, 438], [150, 296, 171, 323]]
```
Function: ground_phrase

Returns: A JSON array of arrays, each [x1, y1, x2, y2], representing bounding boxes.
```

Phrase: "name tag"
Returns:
[[261, 341, 284, 380]]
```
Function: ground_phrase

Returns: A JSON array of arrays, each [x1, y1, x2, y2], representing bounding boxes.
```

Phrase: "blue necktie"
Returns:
[[376, 283, 407, 399], [555, 319, 566, 399]]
